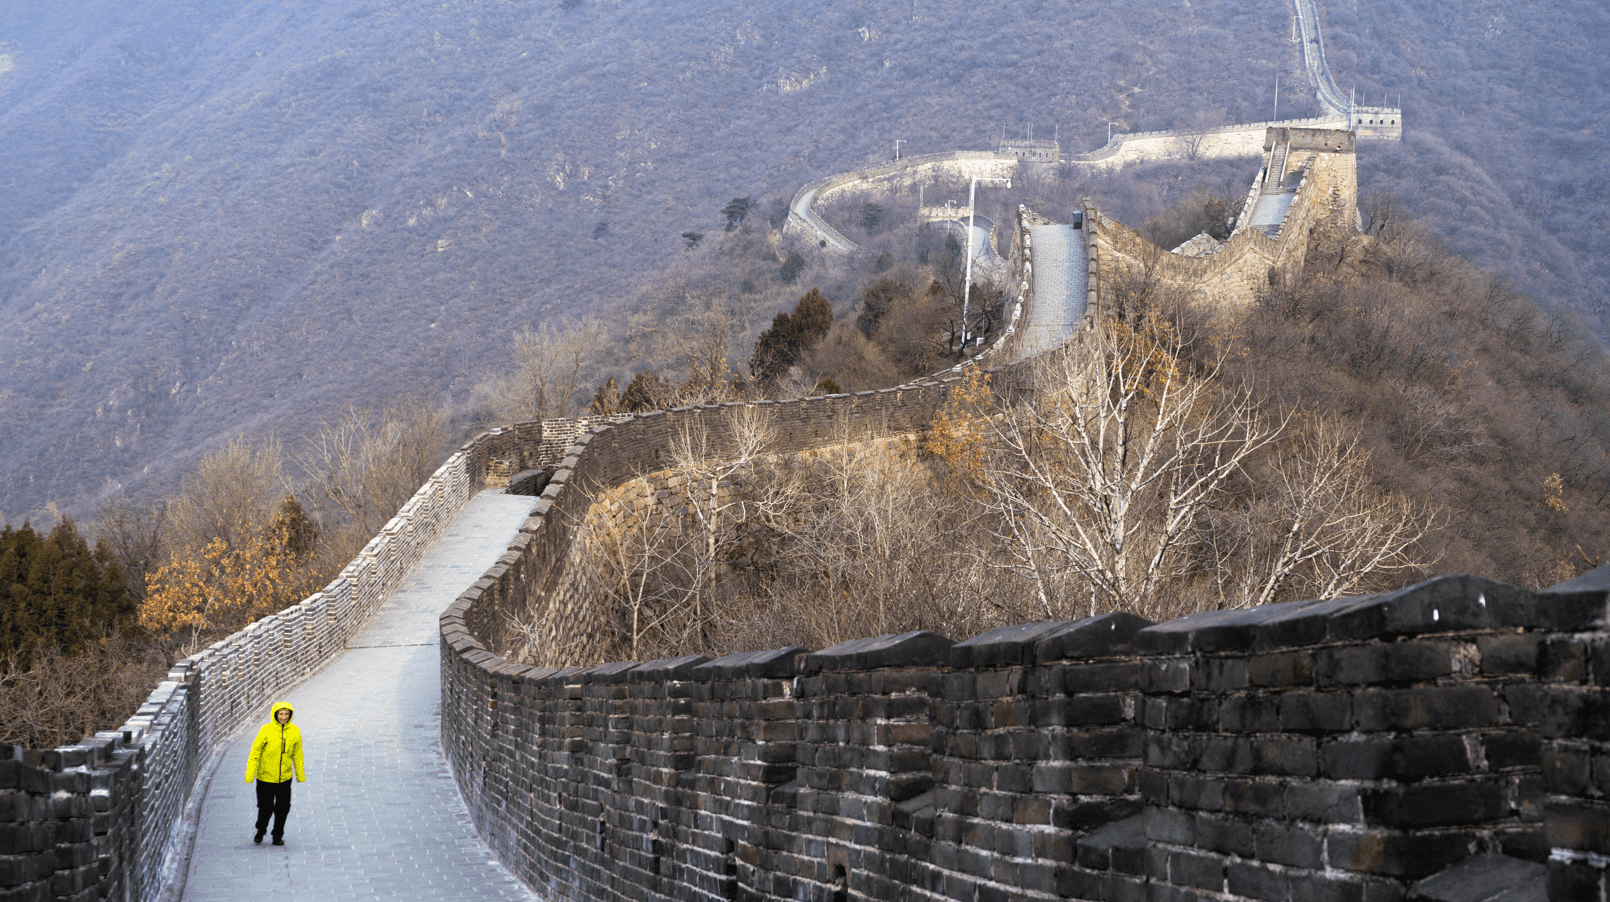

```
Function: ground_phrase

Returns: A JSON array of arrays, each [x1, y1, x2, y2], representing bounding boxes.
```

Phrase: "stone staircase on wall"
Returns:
[[1248, 140, 1301, 238], [1265, 141, 1290, 190]]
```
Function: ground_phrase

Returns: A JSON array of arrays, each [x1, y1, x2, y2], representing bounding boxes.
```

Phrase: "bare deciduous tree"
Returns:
[[770, 430, 1008, 647], [520, 405, 801, 666], [165, 436, 288, 557], [664, 406, 800, 639], [476, 320, 608, 424], [0, 631, 169, 748], [584, 480, 711, 662], [1198, 419, 1439, 609], [296, 394, 454, 559], [93, 498, 168, 602], [985, 323, 1281, 621]]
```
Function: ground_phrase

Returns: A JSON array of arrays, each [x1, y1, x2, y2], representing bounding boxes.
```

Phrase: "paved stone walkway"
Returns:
[[1249, 191, 1297, 237], [1016, 223, 1088, 361], [182, 490, 543, 902]]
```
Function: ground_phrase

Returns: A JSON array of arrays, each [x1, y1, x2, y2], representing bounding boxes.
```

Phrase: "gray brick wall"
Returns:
[[443, 566, 1610, 902]]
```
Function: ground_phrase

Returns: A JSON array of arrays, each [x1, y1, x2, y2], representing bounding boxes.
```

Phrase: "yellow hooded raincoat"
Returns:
[[245, 702, 305, 784]]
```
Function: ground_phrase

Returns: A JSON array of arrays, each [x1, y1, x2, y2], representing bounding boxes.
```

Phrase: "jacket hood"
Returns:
[[271, 702, 294, 722]]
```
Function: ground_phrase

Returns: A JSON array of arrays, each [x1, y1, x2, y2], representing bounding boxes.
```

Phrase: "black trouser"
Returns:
[[255, 779, 292, 838]]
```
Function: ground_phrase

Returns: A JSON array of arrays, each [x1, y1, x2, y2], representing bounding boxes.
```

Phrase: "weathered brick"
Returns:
[[1068, 764, 1133, 796], [1325, 830, 1478, 879], [1539, 637, 1590, 683], [1144, 807, 1196, 845], [1254, 821, 1323, 868], [1063, 693, 1128, 726], [1221, 779, 1284, 818], [1247, 650, 1315, 688], [1194, 658, 1248, 692], [1378, 734, 1472, 780], [1193, 813, 1253, 857], [1285, 781, 1361, 823], [1056, 864, 1105, 900], [1483, 730, 1540, 771], [1160, 697, 1219, 731], [1062, 662, 1151, 695], [1287, 870, 1366, 902], [1360, 781, 1507, 828], [1169, 849, 1224, 891], [1279, 691, 1352, 733], [1065, 727, 1144, 760], [1546, 798, 1610, 855], [1353, 685, 1501, 732], [1478, 633, 1539, 676], [1227, 859, 1289, 902], [1168, 775, 1225, 812], [1544, 747, 1593, 795], [1219, 694, 1281, 732], [1509, 685, 1610, 741]]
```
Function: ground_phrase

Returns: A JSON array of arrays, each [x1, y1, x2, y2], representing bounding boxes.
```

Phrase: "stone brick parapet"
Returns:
[[441, 565, 1610, 901], [1077, 115, 1351, 168], [1090, 127, 1358, 314], [784, 118, 1354, 259], [785, 150, 1017, 253], [0, 418, 595, 901]]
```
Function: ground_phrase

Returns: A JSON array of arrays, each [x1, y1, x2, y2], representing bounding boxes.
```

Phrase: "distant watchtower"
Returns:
[[1349, 104, 1403, 140], [998, 137, 1060, 162]]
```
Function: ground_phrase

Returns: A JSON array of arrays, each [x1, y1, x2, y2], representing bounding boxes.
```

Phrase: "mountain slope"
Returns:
[[0, 0, 1603, 523]]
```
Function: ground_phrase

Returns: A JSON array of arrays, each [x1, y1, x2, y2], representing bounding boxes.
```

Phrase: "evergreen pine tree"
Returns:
[[0, 520, 132, 668], [749, 288, 834, 386]]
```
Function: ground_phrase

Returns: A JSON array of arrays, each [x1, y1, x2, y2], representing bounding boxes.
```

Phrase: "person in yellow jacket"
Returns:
[[244, 701, 305, 846]]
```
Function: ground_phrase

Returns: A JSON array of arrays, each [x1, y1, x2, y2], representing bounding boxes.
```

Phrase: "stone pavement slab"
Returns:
[[1018, 223, 1087, 361], [182, 490, 544, 902]]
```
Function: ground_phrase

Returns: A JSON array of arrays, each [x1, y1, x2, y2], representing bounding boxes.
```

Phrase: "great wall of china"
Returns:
[[10, 4, 1602, 902]]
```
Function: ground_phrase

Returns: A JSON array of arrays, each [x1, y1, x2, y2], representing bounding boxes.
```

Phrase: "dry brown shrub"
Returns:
[[0, 631, 171, 749]]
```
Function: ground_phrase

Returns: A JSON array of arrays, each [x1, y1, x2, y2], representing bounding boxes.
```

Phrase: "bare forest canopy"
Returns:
[[0, 0, 1605, 525]]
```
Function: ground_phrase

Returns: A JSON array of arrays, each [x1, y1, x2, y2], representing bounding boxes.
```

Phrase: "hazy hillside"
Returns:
[[1334, 0, 1610, 324], [0, 0, 1604, 524]]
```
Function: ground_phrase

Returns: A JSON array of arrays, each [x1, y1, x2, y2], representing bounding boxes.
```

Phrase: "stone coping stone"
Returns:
[[696, 647, 809, 680], [528, 665, 587, 686], [630, 654, 712, 681], [1139, 575, 1538, 655], [1034, 611, 1154, 663], [1138, 594, 1368, 654], [575, 661, 639, 683], [1537, 561, 1610, 631], [949, 621, 1066, 669], [489, 660, 532, 678], [464, 649, 502, 668], [1408, 854, 1546, 902], [517, 666, 580, 684], [1327, 575, 1536, 641], [801, 631, 955, 673]]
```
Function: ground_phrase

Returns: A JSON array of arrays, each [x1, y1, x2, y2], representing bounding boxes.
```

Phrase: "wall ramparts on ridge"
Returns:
[[455, 204, 1042, 672], [786, 117, 1356, 259], [786, 151, 1018, 252], [1088, 127, 1357, 314], [437, 120, 1610, 901], [1076, 115, 1350, 166], [0, 416, 595, 902]]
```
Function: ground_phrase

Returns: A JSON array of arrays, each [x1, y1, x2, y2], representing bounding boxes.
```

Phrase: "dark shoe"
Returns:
[[254, 830, 265, 844], [272, 837, 284, 846]]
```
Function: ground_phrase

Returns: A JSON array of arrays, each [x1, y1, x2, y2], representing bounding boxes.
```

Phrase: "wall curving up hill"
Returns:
[[6, 128, 1608, 902]]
